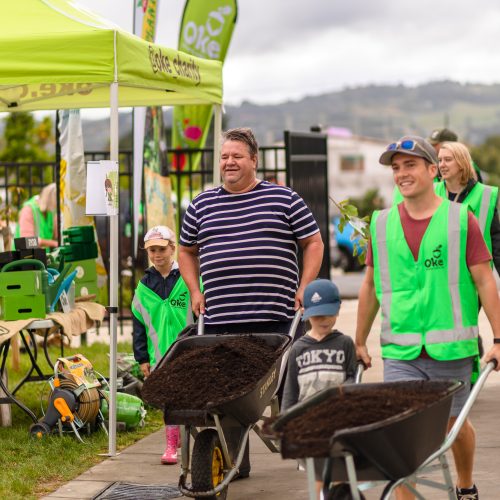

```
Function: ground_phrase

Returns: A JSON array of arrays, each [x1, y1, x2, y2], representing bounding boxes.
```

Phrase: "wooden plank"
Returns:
[[0, 370, 12, 427]]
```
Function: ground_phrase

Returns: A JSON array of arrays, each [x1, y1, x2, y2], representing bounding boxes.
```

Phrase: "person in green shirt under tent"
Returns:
[[16, 183, 58, 249], [131, 225, 193, 465]]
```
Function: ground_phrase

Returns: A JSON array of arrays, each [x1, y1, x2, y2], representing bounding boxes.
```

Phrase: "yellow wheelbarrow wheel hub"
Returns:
[[211, 446, 224, 488]]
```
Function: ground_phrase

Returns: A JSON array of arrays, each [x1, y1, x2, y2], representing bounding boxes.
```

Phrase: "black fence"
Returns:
[[0, 146, 286, 324]]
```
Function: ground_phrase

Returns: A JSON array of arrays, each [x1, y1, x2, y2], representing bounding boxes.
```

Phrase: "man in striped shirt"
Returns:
[[178, 128, 323, 480], [179, 127, 324, 335]]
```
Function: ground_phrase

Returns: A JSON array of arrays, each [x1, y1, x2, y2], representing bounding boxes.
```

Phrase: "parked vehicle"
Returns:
[[330, 216, 366, 272]]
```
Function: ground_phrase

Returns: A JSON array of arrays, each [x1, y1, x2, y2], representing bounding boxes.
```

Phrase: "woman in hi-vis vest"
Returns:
[[436, 142, 500, 274], [436, 142, 500, 361], [16, 183, 58, 249]]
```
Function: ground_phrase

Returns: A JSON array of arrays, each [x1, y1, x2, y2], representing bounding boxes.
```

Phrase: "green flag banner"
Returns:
[[134, 0, 176, 234], [171, 0, 237, 177]]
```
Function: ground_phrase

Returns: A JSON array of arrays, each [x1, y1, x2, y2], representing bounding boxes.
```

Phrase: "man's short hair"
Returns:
[[428, 128, 458, 145], [222, 128, 259, 158]]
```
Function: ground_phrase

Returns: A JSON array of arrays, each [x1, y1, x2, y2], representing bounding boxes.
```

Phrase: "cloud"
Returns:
[[231, 1, 388, 54], [76, 0, 500, 106]]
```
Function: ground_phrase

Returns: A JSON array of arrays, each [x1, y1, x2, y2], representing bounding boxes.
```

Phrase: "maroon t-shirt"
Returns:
[[365, 203, 491, 267]]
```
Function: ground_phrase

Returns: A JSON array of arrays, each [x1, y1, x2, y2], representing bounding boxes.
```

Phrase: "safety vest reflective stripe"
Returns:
[[375, 208, 391, 337], [376, 202, 477, 345], [478, 185, 493, 235], [131, 294, 162, 366], [448, 202, 463, 331], [381, 326, 478, 346]]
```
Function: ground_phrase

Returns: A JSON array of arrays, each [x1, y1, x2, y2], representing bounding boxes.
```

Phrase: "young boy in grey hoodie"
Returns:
[[282, 279, 357, 499], [282, 279, 356, 409]]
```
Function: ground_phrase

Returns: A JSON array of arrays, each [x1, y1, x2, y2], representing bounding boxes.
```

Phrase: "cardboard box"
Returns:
[[14, 236, 39, 250], [19, 249, 47, 267]]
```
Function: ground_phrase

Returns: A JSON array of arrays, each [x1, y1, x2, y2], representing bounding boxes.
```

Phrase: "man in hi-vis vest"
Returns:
[[355, 136, 500, 500]]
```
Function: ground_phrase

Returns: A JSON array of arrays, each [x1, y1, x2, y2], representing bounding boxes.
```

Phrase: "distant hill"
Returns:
[[80, 80, 500, 150]]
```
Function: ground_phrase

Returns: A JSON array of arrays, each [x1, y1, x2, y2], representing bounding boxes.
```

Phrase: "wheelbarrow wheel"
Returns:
[[191, 428, 227, 500]]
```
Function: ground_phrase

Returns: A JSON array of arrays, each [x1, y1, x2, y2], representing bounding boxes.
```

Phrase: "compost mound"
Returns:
[[142, 336, 279, 410], [279, 381, 451, 458]]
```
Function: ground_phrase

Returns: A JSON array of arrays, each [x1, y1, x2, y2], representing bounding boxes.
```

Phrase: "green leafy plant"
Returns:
[[329, 196, 370, 264]]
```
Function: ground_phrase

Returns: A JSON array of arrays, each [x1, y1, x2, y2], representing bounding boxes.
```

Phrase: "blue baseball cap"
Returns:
[[302, 279, 341, 321]]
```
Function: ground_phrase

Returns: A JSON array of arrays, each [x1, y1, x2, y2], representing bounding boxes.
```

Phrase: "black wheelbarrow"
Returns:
[[145, 312, 301, 500], [271, 361, 496, 500]]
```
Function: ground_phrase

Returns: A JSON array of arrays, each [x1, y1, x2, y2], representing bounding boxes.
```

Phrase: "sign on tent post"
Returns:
[[85, 161, 119, 216]]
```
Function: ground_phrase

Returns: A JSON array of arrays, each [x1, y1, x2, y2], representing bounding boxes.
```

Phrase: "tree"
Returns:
[[0, 112, 55, 225], [0, 112, 54, 162], [470, 136, 500, 187]]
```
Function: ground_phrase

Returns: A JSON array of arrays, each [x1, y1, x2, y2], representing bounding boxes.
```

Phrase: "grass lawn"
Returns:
[[0, 340, 163, 500]]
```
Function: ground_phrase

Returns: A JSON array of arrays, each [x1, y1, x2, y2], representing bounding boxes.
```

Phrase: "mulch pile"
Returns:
[[277, 381, 451, 458], [142, 335, 280, 410]]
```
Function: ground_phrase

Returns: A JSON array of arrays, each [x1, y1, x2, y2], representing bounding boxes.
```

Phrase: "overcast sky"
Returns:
[[78, 0, 500, 105]]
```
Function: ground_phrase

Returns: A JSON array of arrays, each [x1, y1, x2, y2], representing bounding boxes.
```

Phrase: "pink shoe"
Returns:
[[161, 425, 179, 464]]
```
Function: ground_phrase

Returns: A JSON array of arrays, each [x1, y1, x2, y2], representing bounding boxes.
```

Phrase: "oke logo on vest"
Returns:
[[170, 291, 187, 309], [424, 244, 444, 269]]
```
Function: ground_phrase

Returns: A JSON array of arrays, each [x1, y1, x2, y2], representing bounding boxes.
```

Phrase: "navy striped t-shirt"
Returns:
[[179, 181, 320, 325]]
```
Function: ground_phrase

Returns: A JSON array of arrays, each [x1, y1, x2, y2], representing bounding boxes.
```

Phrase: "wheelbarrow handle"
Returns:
[[354, 361, 365, 384], [421, 359, 497, 468], [288, 310, 302, 340], [197, 313, 204, 336], [196, 310, 302, 337]]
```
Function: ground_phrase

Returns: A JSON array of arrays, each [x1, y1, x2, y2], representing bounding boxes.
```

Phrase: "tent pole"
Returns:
[[213, 104, 222, 184], [108, 81, 119, 457]]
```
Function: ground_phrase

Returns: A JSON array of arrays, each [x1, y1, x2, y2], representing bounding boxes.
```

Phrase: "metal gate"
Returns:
[[284, 130, 330, 279]]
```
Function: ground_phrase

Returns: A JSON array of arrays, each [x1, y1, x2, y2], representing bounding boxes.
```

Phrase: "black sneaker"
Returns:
[[456, 484, 478, 500]]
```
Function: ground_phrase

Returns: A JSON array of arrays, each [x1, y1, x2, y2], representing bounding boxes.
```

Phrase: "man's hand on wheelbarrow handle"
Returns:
[[191, 290, 206, 317], [355, 344, 372, 369], [484, 342, 500, 371]]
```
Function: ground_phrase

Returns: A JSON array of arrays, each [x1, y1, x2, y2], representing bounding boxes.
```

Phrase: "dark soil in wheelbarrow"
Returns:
[[141, 336, 280, 410], [278, 381, 451, 458]]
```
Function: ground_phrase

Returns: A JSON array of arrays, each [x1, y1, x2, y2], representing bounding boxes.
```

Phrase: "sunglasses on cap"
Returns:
[[386, 139, 424, 153]]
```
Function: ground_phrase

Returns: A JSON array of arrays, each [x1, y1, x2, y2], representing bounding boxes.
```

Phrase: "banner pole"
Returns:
[[213, 104, 222, 184]]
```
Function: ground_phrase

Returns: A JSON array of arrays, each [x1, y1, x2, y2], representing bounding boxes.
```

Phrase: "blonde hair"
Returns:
[[38, 183, 57, 213], [439, 142, 476, 184]]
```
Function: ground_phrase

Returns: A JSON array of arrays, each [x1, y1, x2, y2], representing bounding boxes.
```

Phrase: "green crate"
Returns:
[[62, 225, 95, 244], [69, 259, 97, 282], [0, 270, 44, 296], [0, 294, 46, 320], [60, 242, 98, 262], [76, 280, 98, 298]]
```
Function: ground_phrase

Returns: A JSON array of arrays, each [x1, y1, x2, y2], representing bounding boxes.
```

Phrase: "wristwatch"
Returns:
[[494, 338, 500, 344]]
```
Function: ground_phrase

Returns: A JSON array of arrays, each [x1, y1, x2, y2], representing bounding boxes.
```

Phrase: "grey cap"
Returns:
[[428, 128, 458, 145], [379, 135, 438, 166]]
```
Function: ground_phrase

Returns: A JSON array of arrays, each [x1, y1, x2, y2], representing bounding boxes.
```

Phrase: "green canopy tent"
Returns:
[[0, 0, 223, 455]]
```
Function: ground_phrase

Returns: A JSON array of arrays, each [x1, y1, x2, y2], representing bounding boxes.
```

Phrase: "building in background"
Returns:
[[326, 127, 393, 211]]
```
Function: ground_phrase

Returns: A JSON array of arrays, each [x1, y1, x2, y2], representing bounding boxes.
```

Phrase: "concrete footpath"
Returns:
[[43, 300, 500, 500]]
